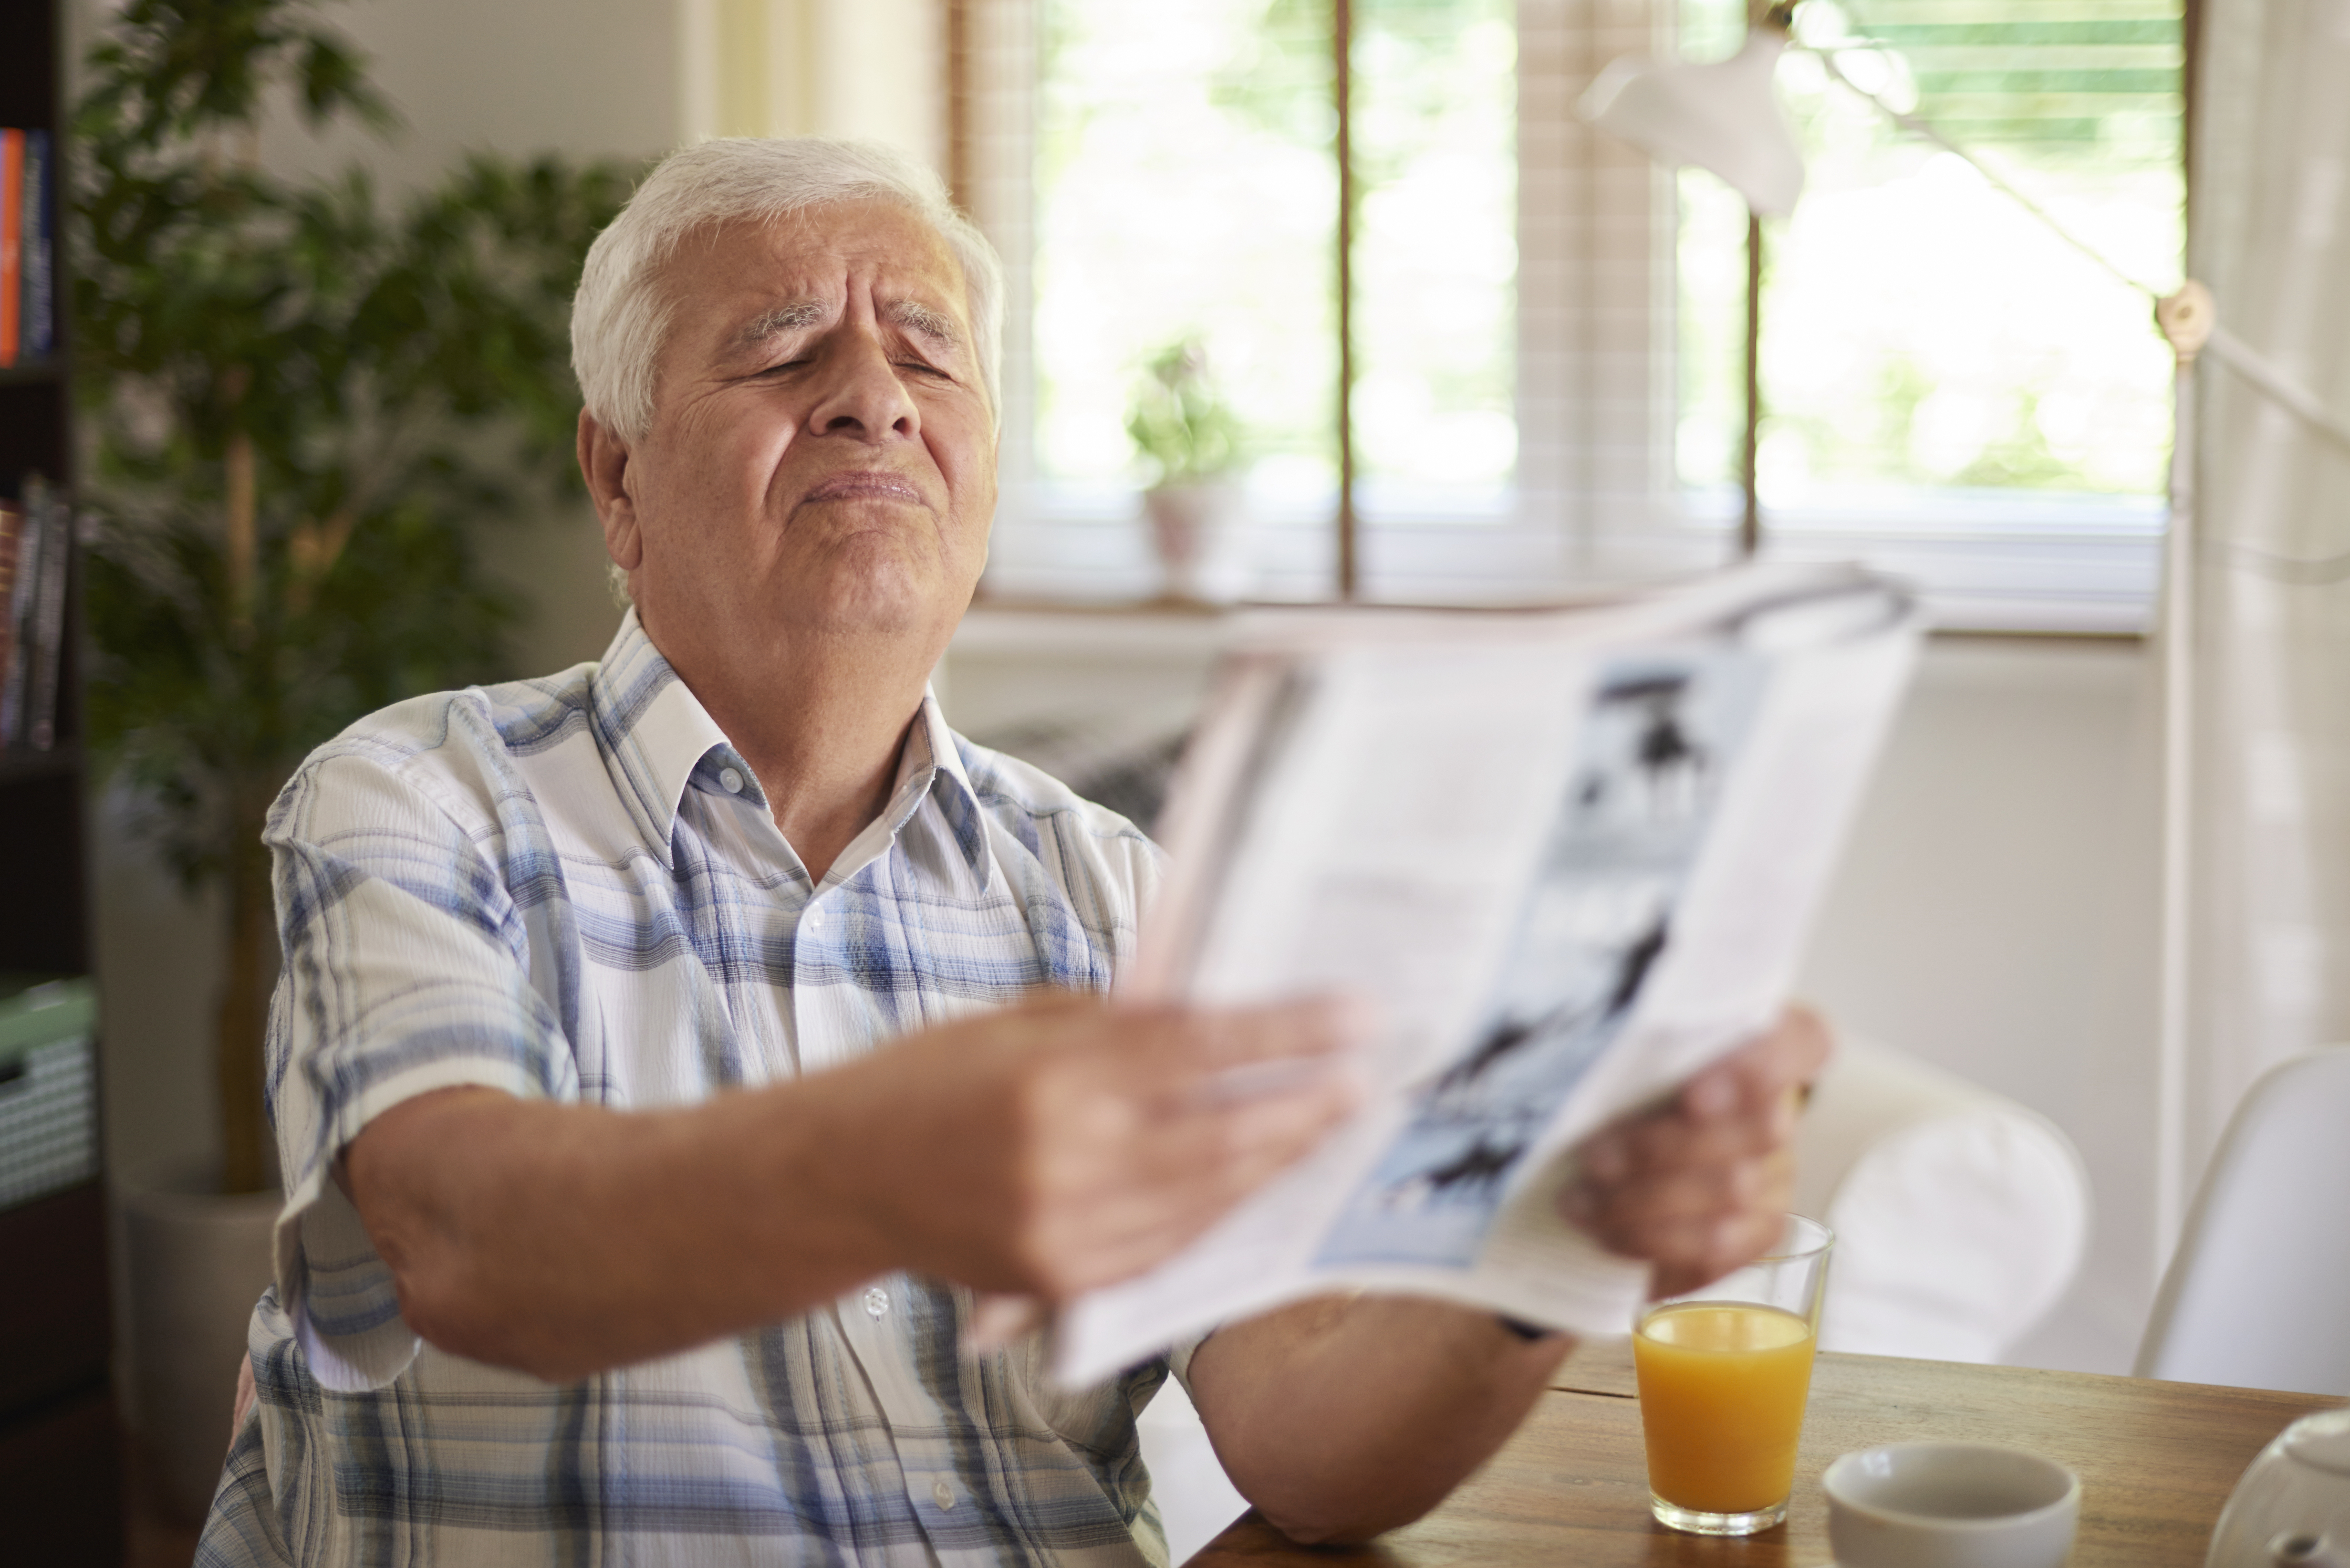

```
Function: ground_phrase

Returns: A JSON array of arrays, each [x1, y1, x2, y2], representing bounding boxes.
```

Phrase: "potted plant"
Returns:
[[74, 0, 630, 1518], [1126, 338, 1252, 603]]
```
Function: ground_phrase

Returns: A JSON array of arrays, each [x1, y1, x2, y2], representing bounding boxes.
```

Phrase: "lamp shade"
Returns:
[[1579, 26, 1806, 217]]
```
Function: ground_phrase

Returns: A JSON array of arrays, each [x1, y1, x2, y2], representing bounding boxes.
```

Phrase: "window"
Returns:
[[966, 0, 1552, 602], [955, 0, 2186, 628], [1678, 0, 2185, 630], [1030, 0, 1518, 515]]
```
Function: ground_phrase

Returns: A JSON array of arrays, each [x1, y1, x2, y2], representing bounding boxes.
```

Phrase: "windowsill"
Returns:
[[954, 598, 1236, 658], [1751, 494, 2164, 637], [979, 485, 2165, 637], [949, 603, 2146, 675]]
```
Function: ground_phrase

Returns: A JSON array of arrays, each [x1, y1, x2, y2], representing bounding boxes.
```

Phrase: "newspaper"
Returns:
[[1052, 562, 1923, 1386]]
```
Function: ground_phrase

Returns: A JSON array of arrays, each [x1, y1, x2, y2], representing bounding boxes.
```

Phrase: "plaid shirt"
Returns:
[[199, 611, 1176, 1567]]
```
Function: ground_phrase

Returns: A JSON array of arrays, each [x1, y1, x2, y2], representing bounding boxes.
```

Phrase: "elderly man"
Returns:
[[201, 138, 1823, 1567]]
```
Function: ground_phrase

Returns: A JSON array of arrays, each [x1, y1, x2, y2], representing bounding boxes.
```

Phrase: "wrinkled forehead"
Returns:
[[659, 199, 971, 336]]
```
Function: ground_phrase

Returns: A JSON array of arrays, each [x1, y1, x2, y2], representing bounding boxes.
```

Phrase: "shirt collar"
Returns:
[[589, 609, 731, 870], [892, 682, 990, 884], [588, 608, 987, 881]]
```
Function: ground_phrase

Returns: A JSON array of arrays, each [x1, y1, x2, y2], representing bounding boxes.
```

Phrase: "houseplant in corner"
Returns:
[[1127, 337, 1252, 602], [74, 0, 630, 1518]]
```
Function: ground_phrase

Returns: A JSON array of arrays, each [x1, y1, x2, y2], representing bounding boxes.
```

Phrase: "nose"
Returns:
[[805, 328, 920, 443]]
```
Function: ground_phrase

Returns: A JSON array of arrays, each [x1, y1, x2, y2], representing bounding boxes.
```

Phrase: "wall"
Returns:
[[1796, 636, 2161, 1373]]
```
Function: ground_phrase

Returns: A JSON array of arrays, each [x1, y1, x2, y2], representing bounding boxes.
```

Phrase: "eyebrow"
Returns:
[[885, 299, 964, 356], [726, 297, 966, 362], [729, 300, 829, 356]]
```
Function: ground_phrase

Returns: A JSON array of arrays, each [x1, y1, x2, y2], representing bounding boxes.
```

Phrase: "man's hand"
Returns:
[[1560, 1004, 1832, 1297], [1187, 1004, 1834, 1548], [809, 992, 1366, 1299]]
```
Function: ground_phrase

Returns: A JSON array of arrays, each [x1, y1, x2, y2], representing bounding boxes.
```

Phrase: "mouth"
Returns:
[[798, 471, 930, 509]]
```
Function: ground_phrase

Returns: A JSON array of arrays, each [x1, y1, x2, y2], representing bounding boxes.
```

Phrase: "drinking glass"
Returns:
[[1631, 1214, 1834, 1535]]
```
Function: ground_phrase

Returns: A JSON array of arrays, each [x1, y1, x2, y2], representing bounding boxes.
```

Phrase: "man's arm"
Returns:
[[342, 992, 1361, 1381], [1186, 1006, 1831, 1545]]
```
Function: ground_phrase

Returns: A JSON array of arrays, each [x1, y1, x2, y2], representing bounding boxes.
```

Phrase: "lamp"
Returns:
[[1578, 9, 1803, 219], [1579, 3, 1801, 557], [1578, 1, 2350, 559], [1580, 0, 2350, 1267]]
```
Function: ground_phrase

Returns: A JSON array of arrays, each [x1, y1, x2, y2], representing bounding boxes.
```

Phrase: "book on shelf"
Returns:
[[0, 497, 18, 719], [1, 128, 55, 368], [20, 130, 52, 363], [0, 492, 26, 743], [1, 475, 71, 752], [1, 129, 19, 367], [0, 975, 101, 1211]]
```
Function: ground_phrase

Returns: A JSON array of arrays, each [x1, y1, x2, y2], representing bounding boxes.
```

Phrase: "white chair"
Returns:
[[1793, 1037, 2093, 1364], [2135, 1045, 2350, 1396]]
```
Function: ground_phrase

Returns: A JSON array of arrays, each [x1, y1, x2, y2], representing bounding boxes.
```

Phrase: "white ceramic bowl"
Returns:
[[1824, 1441, 2081, 1568]]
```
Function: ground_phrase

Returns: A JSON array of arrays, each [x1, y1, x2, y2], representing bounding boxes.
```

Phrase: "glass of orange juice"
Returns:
[[1632, 1214, 1834, 1535]]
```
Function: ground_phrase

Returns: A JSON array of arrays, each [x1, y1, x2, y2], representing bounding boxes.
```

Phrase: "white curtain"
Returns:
[[2179, 0, 2350, 1194]]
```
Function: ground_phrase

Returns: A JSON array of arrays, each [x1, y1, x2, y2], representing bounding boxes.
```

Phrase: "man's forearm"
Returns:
[[338, 995, 1363, 1383], [345, 1080, 896, 1381], [1188, 1294, 1573, 1545]]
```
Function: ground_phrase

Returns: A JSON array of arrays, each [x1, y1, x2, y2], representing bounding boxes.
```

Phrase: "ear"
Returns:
[[578, 408, 644, 572]]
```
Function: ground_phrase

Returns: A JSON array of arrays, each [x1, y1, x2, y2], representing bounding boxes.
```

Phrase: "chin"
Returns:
[[797, 542, 969, 638]]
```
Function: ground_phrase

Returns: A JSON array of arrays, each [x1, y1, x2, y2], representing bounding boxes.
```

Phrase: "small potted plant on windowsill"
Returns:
[[1127, 338, 1252, 603]]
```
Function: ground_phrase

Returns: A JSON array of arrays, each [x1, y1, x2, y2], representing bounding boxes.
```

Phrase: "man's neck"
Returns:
[[646, 613, 951, 885]]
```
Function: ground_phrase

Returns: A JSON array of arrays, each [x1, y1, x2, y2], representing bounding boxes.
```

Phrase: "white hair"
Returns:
[[570, 137, 1005, 442]]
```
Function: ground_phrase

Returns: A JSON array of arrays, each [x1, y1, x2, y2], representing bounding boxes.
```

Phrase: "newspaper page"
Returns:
[[1052, 562, 1923, 1386]]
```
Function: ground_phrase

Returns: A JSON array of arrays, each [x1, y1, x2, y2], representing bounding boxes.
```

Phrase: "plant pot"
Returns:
[[118, 1156, 281, 1523], [1142, 482, 1254, 604]]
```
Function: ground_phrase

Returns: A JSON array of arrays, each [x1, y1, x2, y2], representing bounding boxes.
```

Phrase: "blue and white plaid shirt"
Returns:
[[199, 611, 1181, 1567]]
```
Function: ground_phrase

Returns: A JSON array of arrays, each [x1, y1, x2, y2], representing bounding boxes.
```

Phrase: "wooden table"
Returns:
[[1187, 1342, 2336, 1565]]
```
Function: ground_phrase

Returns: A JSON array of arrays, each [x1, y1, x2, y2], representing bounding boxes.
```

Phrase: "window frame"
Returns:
[[950, 0, 2175, 632]]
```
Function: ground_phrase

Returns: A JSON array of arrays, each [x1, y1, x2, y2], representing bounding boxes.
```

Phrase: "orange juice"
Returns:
[[1632, 1301, 1818, 1514]]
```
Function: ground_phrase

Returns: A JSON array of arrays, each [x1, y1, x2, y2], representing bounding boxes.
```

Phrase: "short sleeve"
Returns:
[[265, 743, 580, 1391], [1162, 1329, 1209, 1396]]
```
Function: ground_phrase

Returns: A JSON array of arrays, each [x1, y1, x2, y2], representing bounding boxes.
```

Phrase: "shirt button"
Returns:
[[719, 767, 745, 795], [931, 1478, 955, 1511], [863, 1285, 890, 1320], [806, 908, 824, 931]]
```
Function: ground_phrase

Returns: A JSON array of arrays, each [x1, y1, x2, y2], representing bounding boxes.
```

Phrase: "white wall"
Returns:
[[1796, 637, 2161, 1373], [248, 0, 681, 193]]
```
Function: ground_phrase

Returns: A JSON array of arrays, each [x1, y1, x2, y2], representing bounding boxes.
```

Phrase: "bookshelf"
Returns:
[[1, 0, 121, 1562]]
